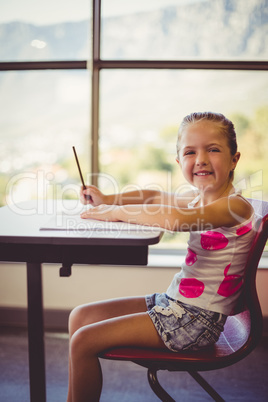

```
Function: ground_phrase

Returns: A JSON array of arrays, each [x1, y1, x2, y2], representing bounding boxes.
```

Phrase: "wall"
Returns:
[[0, 263, 175, 309], [0, 262, 267, 331]]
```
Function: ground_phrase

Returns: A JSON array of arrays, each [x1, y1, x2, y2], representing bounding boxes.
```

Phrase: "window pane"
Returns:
[[0, 0, 91, 61], [101, 0, 268, 60], [0, 71, 90, 206], [99, 69, 268, 247]]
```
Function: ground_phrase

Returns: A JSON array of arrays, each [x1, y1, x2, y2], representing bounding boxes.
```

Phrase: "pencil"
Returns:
[[72, 146, 92, 201]]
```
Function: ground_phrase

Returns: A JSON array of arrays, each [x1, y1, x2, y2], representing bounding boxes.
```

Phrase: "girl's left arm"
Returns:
[[81, 196, 253, 231]]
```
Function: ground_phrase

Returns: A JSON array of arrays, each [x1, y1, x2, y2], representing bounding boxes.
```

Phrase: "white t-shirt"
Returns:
[[166, 195, 257, 315]]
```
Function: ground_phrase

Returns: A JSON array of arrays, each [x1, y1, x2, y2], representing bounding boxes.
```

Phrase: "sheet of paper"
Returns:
[[40, 213, 164, 232]]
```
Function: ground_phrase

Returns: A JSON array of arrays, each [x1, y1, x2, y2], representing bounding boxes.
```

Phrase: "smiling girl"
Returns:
[[67, 112, 257, 402]]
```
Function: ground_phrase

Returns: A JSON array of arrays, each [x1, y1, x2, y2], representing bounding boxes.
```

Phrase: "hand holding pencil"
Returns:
[[80, 185, 107, 206]]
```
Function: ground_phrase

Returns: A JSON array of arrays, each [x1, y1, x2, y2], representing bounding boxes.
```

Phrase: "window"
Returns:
[[0, 0, 267, 250], [97, 0, 268, 249], [0, 0, 91, 206], [97, 1, 268, 204], [101, 0, 267, 61], [99, 68, 268, 195], [0, 0, 91, 62], [0, 70, 90, 205]]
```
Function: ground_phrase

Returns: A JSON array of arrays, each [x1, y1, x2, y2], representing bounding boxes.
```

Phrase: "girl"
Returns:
[[67, 112, 256, 402]]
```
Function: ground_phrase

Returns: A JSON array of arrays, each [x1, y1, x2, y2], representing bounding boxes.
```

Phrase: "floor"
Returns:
[[0, 327, 267, 402]]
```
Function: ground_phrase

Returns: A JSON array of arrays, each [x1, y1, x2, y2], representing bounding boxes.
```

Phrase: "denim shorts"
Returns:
[[146, 293, 227, 352]]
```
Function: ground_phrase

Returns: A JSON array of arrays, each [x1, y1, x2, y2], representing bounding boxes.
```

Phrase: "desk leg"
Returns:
[[27, 262, 46, 402]]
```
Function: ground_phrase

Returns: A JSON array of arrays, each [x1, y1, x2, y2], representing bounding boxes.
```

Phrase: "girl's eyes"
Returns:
[[209, 148, 220, 152], [184, 148, 220, 156]]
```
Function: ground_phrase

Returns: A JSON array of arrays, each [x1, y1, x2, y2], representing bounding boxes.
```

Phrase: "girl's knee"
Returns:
[[70, 327, 86, 360], [70, 326, 96, 360], [69, 305, 87, 336]]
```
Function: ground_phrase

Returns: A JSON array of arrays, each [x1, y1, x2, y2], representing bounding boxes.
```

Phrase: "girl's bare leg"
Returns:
[[67, 296, 147, 401], [67, 297, 165, 402]]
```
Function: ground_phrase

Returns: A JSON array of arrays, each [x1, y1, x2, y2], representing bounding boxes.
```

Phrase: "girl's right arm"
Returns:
[[80, 186, 196, 208]]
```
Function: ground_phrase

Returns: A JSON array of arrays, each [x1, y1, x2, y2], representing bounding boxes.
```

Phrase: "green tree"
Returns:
[[139, 145, 174, 172], [230, 113, 250, 137]]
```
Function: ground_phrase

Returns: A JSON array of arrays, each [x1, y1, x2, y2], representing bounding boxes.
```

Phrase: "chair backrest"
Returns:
[[213, 199, 268, 359], [244, 199, 268, 307], [234, 199, 268, 348]]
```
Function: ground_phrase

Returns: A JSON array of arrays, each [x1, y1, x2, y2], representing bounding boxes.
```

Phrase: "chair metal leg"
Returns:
[[147, 367, 175, 402], [147, 368, 224, 402], [188, 371, 225, 402]]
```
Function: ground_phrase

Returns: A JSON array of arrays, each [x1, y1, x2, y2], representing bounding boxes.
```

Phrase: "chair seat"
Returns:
[[101, 310, 251, 371]]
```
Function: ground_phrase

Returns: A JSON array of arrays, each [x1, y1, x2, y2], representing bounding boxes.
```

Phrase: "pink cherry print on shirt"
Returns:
[[217, 263, 243, 297], [201, 231, 229, 250], [236, 221, 252, 236], [185, 248, 197, 266], [179, 278, 205, 298]]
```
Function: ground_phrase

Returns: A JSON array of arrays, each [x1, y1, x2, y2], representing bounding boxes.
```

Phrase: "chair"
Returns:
[[100, 199, 268, 401]]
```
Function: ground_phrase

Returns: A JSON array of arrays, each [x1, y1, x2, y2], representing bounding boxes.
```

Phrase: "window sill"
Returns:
[[0, 251, 267, 270]]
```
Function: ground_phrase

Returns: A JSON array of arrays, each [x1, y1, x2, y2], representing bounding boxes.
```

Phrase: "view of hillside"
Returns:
[[102, 0, 268, 60], [0, 0, 267, 208], [0, 0, 267, 61]]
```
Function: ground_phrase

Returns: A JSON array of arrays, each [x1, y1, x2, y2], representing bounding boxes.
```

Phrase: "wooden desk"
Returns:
[[0, 200, 162, 402]]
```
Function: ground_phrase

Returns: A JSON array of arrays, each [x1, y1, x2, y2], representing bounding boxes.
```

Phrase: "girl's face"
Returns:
[[177, 120, 240, 198]]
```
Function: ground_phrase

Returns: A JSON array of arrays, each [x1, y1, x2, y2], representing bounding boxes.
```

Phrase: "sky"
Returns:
[[0, 0, 205, 25]]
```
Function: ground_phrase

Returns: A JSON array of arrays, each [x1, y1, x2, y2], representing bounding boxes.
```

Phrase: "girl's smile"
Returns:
[[194, 170, 213, 176]]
